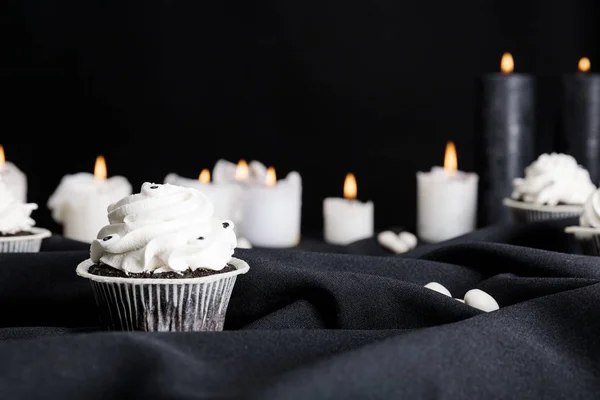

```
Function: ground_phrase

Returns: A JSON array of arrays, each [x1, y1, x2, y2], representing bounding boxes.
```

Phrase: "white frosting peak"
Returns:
[[511, 153, 596, 206], [580, 189, 600, 227], [90, 182, 236, 274], [0, 179, 37, 234]]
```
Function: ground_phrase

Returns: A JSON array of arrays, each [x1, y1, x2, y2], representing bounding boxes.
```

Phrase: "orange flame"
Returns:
[[198, 169, 211, 183], [444, 141, 458, 172], [343, 173, 357, 200], [94, 155, 107, 181], [235, 159, 249, 181], [265, 166, 277, 187], [500, 53, 514, 74], [578, 57, 591, 73], [0, 145, 5, 167]]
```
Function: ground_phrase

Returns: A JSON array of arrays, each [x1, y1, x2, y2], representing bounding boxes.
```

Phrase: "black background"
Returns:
[[3, 0, 599, 236]]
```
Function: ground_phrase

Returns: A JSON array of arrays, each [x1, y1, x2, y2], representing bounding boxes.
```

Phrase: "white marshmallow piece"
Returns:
[[236, 237, 253, 249], [464, 289, 499, 312], [455, 298, 465, 303], [399, 231, 418, 249], [377, 231, 410, 253], [424, 282, 452, 297]]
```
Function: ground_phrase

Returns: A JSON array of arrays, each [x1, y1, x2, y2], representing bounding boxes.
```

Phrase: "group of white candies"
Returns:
[[377, 230, 419, 253], [424, 282, 499, 312]]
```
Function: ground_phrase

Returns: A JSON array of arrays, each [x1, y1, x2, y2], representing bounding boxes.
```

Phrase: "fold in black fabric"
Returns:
[[1, 219, 599, 399]]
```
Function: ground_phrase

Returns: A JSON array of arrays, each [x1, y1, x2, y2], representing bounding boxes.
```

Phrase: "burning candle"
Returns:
[[0, 145, 27, 202], [47, 155, 132, 243], [164, 168, 244, 224], [478, 53, 535, 225], [213, 159, 267, 184], [240, 166, 302, 247], [323, 173, 374, 245], [562, 57, 600, 184], [417, 142, 479, 243]]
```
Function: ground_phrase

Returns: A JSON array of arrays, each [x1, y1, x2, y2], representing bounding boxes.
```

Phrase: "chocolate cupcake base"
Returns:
[[503, 198, 583, 224], [76, 258, 250, 332], [0, 227, 51, 253]]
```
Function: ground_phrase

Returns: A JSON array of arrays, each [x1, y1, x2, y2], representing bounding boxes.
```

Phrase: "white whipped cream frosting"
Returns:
[[511, 153, 596, 206], [0, 179, 37, 234], [90, 182, 237, 274], [580, 189, 600, 227]]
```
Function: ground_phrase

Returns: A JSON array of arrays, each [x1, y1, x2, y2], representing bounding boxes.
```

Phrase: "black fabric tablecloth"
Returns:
[[1, 218, 599, 399]]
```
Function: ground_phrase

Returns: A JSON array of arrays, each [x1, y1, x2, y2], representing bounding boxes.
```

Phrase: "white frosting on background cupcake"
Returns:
[[511, 153, 595, 206], [580, 189, 600, 228], [90, 182, 237, 274], [0, 178, 37, 234]]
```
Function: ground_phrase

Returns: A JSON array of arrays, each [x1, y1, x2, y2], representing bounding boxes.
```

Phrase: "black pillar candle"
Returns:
[[477, 53, 535, 226], [562, 58, 600, 185]]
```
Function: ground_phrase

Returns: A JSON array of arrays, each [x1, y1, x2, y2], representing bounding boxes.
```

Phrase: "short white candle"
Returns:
[[416, 141, 478, 243], [164, 169, 244, 223], [47, 155, 132, 243], [323, 173, 374, 245], [241, 166, 302, 247], [0, 145, 27, 202]]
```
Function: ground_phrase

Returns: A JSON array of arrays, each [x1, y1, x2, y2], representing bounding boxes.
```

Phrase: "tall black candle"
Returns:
[[562, 57, 600, 185], [477, 53, 535, 226]]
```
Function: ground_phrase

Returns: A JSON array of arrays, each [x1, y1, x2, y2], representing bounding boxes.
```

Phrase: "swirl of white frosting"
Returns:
[[511, 153, 596, 206], [580, 189, 600, 227], [90, 182, 237, 274], [0, 179, 37, 234]]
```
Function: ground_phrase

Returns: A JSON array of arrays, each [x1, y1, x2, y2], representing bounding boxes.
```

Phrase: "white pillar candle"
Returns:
[[241, 167, 302, 247], [416, 141, 478, 243], [164, 170, 244, 223], [323, 173, 374, 245], [0, 145, 27, 202], [47, 156, 132, 243]]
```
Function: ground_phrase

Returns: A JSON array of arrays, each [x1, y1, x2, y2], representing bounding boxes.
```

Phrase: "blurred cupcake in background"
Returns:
[[503, 153, 595, 224], [565, 188, 600, 256], [0, 178, 50, 252]]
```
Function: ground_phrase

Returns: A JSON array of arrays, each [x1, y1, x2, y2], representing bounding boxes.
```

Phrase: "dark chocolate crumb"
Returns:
[[88, 263, 236, 279], [102, 236, 112, 241], [0, 231, 35, 237], [150, 185, 159, 189], [222, 222, 230, 228], [197, 236, 204, 240]]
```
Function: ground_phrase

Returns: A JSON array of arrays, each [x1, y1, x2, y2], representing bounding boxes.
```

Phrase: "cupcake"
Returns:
[[76, 182, 250, 332], [0, 178, 50, 252], [565, 189, 600, 255], [503, 153, 596, 223]]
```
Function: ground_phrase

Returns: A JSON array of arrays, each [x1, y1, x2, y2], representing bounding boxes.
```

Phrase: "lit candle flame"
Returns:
[[343, 173, 357, 200], [198, 168, 211, 183], [94, 155, 107, 181], [578, 57, 591, 73], [265, 166, 277, 187], [0, 145, 5, 167], [444, 141, 458, 172], [500, 52, 514, 74], [235, 159, 249, 181]]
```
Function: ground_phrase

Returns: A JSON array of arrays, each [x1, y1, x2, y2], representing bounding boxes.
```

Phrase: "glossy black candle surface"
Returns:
[[478, 72, 535, 226], [562, 70, 600, 184]]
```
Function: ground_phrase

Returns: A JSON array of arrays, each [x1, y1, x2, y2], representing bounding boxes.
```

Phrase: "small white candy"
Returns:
[[398, 231, 418, 249], [424, 282, 452, 297], [455, 298, 465, 303], [236, 237, 253, 249], [464, 289, 499, 312], [377, 231, 409, 253]]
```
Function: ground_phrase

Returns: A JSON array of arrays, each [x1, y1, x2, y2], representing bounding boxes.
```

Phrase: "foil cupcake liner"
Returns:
[[503, 199, 583, 224], [565, 226, 600, 256], [0, 228, 51, 253], [76, 258, 249, 332]]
